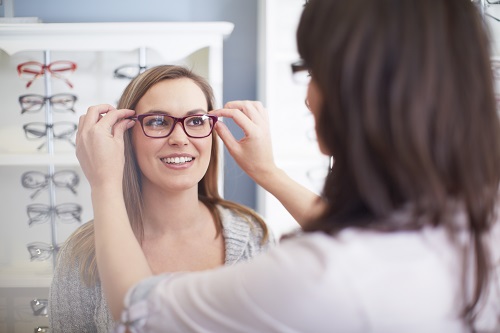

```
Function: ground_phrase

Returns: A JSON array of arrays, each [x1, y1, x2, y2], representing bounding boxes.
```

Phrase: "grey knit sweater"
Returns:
[[48, 205, 275, 333]]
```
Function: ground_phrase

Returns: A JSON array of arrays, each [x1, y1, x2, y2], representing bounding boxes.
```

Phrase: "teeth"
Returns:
[[162, 157, 193, 164]]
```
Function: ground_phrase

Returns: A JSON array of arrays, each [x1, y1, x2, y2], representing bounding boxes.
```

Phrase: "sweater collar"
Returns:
[[218, 205, 250, 265]]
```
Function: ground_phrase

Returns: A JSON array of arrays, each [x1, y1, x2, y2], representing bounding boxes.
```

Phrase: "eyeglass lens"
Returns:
[[140, 114, 216, 138], [21, 170, 79, 199], [19, 94, 77, 114], [27, 203, 82, 226]]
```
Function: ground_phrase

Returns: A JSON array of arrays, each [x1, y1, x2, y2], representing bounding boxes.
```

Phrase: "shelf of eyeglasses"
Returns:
[[0, 153, 78, 166]]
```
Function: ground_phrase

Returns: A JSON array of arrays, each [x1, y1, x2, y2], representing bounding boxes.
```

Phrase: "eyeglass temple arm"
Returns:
[[30, 186, 44, 199], [50, 72, 74, 88], [65, 184, 78, 194]]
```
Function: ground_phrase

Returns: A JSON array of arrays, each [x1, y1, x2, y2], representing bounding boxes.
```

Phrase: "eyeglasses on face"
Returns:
[[19, 93, 77, 114], [129, 113, 218, 139], [27, 203, 82, 226], [17, 61, 77, 88], [291, 60, 311, 85], [114, 64, 149, 79], [21, 170, 79, 199], [23, 122, 77, 150]]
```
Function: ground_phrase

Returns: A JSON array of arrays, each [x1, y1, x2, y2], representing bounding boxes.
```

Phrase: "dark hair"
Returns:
[[298, 0, 500, 324]]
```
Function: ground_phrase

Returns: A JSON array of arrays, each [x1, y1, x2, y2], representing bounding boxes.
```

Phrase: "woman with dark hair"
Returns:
[[49, 65, 274, 332], [76, 0, 500, 331]]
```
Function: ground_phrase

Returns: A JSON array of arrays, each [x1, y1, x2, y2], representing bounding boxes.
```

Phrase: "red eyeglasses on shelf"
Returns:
[[17, 61, 77, 88]]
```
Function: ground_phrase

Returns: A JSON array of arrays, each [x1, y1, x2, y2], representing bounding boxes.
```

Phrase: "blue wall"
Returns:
[[5, 0, 259, 209]]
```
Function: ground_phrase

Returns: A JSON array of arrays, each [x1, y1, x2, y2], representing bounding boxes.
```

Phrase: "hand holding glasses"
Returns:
[[129, 113, 218, 139], [17, 61, 77, 88]]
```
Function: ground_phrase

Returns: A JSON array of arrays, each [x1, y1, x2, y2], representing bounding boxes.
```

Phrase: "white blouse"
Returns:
[[116, 223, 500, 333]]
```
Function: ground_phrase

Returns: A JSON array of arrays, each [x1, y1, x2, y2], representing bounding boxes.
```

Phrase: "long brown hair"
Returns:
[[298, 0, 500, 324], [66, 65, 268, 286]]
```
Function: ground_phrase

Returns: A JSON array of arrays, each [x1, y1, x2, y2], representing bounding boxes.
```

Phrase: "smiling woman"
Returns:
[[48, 65, 275, 333]]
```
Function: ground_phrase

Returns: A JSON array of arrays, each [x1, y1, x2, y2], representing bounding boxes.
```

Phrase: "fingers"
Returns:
[[79, 104, 135, 135], [211, 108, 258, 149], [211, 100, 269, 136], [213, 122, 239, 154], [224, 100, 268, 124], [113, 119, 136, 140], [82, 104, 117, 126], [210, 107, 256, 136]]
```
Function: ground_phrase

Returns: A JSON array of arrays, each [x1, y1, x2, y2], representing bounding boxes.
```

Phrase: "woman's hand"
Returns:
[[211, 100, 323, 227], [77, 105, 150, 321], [76, 104, 135, 190], [210, 100, 279, 184]]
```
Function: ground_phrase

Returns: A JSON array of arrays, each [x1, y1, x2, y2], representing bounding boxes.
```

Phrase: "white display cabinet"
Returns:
[[0, 21, 232, 333], [257, 0, 330, 238]]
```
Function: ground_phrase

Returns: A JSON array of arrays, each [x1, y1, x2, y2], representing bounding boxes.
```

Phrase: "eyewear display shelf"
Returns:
[[0, 22, 232, 333]]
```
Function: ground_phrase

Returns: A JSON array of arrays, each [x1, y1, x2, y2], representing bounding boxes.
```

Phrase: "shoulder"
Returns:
[[216, 204, 276, 264], [260, 230, 463, 328], [301, 227, 460, 273], [275, 229, 461, 297]]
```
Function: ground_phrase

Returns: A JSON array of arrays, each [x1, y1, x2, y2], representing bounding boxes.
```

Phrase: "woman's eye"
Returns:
[[145, 116, 168, 127], [186, 116, 205, 127]]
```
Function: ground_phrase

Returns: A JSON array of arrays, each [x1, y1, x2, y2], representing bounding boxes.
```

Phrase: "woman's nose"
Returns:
[[167, 122, 189, 145]]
